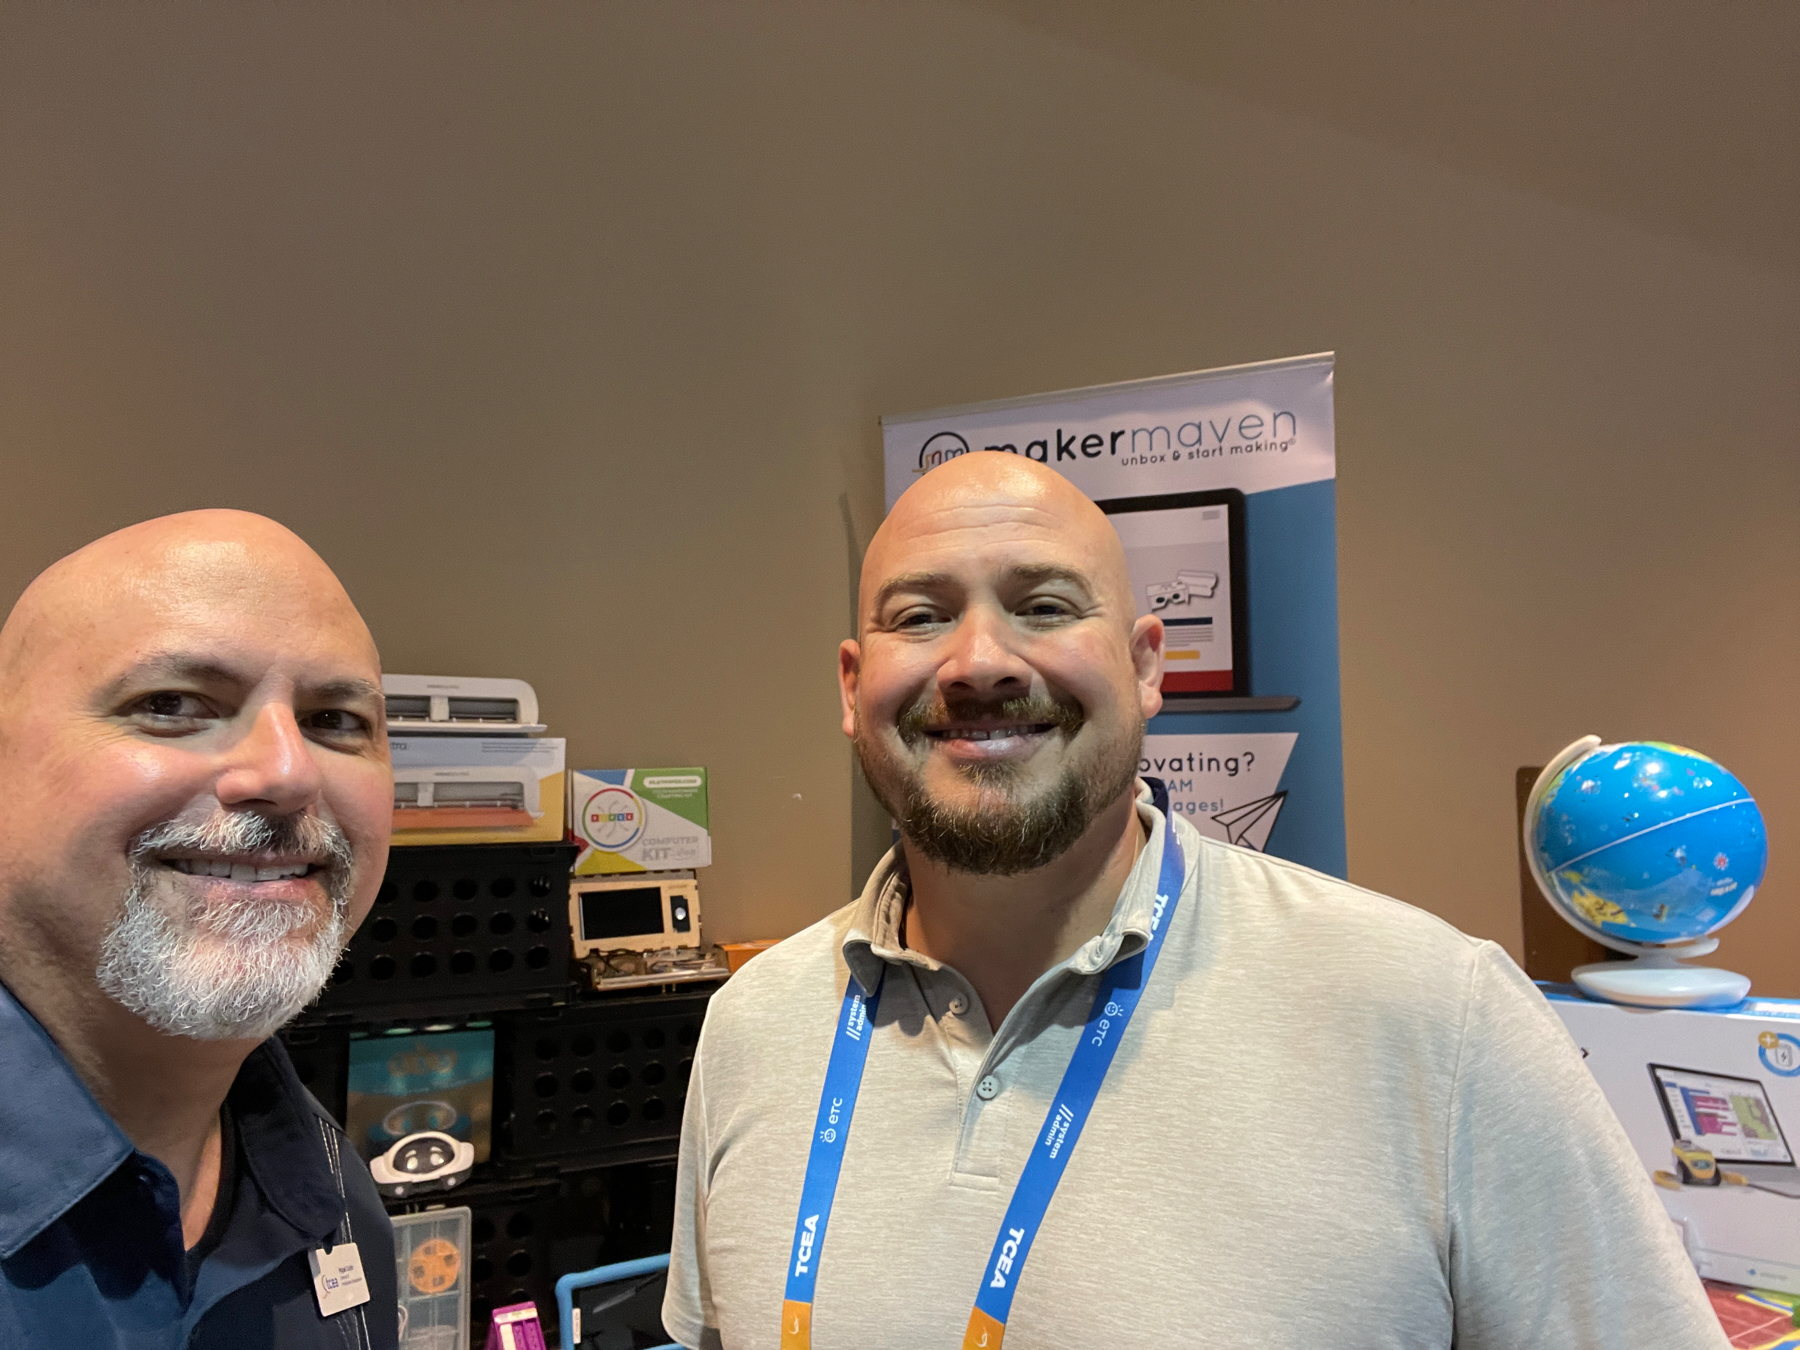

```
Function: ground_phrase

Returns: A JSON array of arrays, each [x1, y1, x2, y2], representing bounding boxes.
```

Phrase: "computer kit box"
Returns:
[[390, 736, 565, 846], [569, 768, 710, 875], [1544, 986, 1800, 1294]]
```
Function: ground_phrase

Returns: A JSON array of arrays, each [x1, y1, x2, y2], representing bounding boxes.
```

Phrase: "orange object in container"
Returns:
[[720, 940, 780, 973]]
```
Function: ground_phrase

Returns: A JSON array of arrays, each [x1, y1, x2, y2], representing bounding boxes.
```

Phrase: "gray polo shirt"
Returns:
[[666, 786, 1725, 1349]]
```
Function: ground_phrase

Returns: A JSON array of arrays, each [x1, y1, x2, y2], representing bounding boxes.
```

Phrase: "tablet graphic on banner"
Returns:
[[1142, 733, 1297, 852], [882, 354, 1345, 876], [1103, 489, 1247, 695]]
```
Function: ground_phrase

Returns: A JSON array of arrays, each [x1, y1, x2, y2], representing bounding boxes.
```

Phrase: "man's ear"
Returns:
[[1129, 614, 1164, 721], [838, 639, 862, 740]]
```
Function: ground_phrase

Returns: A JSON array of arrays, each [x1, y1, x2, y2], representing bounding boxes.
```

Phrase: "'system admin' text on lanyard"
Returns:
[[780, 779, 1188, 1350]]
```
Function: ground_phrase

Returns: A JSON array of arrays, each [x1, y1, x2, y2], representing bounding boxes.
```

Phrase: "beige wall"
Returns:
[[2, 3, 1795, 989]]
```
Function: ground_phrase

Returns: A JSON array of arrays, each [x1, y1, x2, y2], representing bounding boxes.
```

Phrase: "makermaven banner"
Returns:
[[881, 354, 1345, 876]]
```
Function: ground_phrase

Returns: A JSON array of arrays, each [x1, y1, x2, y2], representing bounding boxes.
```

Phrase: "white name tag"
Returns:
[[308, 1242, 371, 1318]]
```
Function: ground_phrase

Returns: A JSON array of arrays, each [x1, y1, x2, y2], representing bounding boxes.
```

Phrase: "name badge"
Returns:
[[309, 1242, 371, 1318]]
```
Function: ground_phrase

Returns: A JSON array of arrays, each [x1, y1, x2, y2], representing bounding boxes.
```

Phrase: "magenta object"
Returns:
[[485, 1302, 548, 1350]]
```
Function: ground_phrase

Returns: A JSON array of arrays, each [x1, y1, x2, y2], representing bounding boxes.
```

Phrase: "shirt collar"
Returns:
[[0, 981, 345, 1260], [0, 980, 135, 1259], [228, 1038, 350, 1244], [842, 779, 1174, 992]]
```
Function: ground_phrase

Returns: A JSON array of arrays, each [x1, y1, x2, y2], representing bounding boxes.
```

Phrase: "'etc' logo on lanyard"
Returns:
[[779, 780, 1188, 1349]]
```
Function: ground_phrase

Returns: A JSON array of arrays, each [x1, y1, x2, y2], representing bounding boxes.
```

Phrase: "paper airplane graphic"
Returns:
[[1211, 791, 1287, 852]]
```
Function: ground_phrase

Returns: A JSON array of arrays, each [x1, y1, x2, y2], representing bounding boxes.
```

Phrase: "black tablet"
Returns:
[[1094, 488, 1249, 699], [1648, 1062, 1795, 1166]]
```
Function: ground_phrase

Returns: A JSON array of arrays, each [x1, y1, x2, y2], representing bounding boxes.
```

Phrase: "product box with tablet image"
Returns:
[[569, 768, 710, 875], [1546, 987, 1800, 1294]]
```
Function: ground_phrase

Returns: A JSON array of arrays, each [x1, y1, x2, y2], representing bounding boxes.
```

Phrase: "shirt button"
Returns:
[[976, 1075, 1000, 1100], [947, 996, 968, 1016]]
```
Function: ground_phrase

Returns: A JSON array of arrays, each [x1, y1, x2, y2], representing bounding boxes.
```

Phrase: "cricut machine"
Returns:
[[385, 675, 565, 845], [392, 766, 544, 832], [382, 675, 547, 735]]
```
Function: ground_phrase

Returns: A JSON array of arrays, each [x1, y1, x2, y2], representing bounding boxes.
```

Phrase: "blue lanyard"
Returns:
[[780, 965, 884, 1348], [780, 781, 1188, 1350]]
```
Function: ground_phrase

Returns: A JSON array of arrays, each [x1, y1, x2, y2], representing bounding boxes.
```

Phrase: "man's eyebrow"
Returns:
[[871, 571, 959, 611], [870, 563, 1097, 613], [99, 655, 383, 705], [1000, 563, 1096, 593], [100, 655, 251, 702], [305, 677, 385, 705]]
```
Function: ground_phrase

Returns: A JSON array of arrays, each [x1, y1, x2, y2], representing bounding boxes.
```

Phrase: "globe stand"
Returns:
[[1570, 936, 1752, 1011], [1525, 735, 1754, 1012]]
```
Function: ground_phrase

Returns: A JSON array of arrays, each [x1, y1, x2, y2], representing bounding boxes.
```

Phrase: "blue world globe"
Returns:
[[1527, 741, 1767, 948]]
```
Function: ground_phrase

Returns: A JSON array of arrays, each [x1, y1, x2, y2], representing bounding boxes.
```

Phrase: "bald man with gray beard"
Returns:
[[663, 455, 1724, 1350], [0, 512, 397, 1349]]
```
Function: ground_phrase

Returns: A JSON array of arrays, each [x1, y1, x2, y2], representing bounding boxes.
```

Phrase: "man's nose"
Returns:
[[936, 604, 1034, 698], [214, 702, 325, 815]]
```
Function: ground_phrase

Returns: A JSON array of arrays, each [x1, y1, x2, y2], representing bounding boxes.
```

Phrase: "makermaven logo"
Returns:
[[916, 430, 970, 474], [915, 410, 1301, 475]]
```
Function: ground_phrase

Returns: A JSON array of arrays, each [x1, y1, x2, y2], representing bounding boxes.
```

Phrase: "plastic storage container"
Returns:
[[393, 1206, 473, 1350]]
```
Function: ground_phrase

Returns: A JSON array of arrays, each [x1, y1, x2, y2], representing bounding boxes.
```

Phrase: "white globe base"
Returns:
[[1573, 956, 1751, 1010]]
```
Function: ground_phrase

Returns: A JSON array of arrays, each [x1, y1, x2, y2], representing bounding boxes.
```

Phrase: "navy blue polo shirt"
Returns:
[[0, 981, 397, 1349]]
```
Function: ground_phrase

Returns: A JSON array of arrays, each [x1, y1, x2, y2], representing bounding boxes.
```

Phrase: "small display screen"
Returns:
[[580, 886, 665, 941], [1652, 1065, 1794, 1165]]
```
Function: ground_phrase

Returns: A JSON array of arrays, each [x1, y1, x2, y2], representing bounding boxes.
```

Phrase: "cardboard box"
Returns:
[[1545, 985, 1800, 1293], [569, 768, 710, 875], [390, 736, 565, 846]]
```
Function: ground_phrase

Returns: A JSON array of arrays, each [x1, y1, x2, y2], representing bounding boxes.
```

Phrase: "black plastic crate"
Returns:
[[279, 1024, 349, 1127], [464, 1163, 675, 1342], [311, 842, 579, 1020], [495, 991, 713, 1167]]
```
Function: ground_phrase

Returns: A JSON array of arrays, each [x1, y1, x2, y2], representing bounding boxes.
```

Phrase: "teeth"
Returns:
[[168, 858, 310, 881], [171, 859, 236, 878]]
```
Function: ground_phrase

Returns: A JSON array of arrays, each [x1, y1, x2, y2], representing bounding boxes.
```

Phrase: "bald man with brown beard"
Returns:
[[663, 455, 1724, 1350], [0, 512, 398, 1349]]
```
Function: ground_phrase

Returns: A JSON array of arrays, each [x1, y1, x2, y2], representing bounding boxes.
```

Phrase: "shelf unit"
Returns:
[[280, 840, 724, 1348]]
